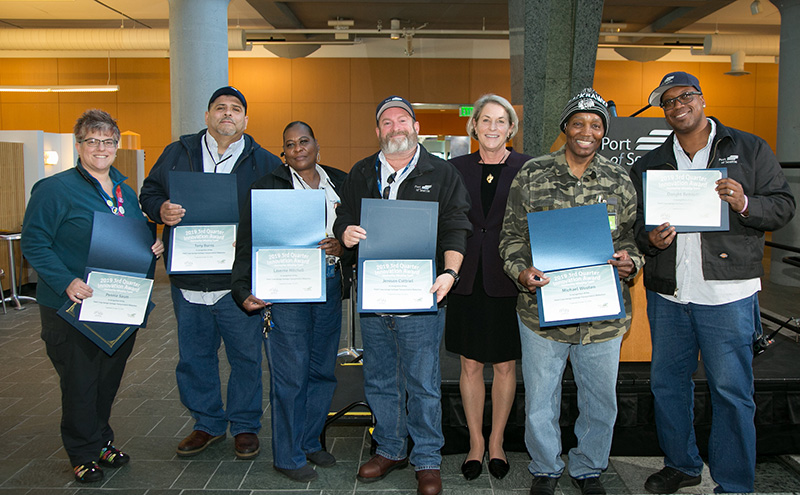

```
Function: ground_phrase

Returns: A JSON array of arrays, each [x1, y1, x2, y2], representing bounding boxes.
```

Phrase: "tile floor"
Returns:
[[2, 266, 800, 495]]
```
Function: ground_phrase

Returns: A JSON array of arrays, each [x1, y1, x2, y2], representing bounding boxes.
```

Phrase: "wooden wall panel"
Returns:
[[291, 102, 351, 152], [755, 63, 779, 108], [594, 61, 644, 108], [245, 101, 292, 152], [620, 274, 652, 362], [114, 149, 140, 193], [350, 59, 411, 104], [0, 142, 26, 291], [56, 58, 119, 106], [468, 59, 512, 102], [409, 59, 470, 104], [230, 58, 293, 104], [0, 58, 60, 106], [291, 58, 351, 104], [416, 111, 468, 137], [116, 102, 171, 167], [1, 103, 61, 133], [116, 58, 170, 104], [350, 102, 379, 148], [59, 102, 119, 135]]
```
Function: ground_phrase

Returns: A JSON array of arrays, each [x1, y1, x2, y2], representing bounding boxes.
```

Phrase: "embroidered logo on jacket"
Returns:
[[414, 184, 433, 193], [719, 154, 739, 165]]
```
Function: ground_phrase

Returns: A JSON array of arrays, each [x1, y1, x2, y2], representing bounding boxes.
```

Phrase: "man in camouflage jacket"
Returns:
[[499, 89, 643, 495]]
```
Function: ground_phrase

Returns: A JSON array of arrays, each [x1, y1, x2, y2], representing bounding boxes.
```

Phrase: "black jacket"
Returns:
[[230, 163, 355, 307], [630, 117, 795, 296], [139, 130, 282, 292], [333, 147, 472, 271]]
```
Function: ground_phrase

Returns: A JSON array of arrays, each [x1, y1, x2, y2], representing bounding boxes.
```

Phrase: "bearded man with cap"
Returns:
[[630, 72, 795, 494], [499, 88, 642, 495], [333, 95, 471, 495], [140, 86, 281, 459]]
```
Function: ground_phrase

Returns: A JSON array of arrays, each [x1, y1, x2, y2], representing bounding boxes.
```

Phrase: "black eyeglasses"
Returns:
[[382, 172, 397, 200], [660, 91, 702, 109]]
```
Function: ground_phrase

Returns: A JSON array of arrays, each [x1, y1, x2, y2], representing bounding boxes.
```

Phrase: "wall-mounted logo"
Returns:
[[598, 117, 673, 167]]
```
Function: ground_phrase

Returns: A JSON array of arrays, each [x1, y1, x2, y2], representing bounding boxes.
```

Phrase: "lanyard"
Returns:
[[204, 134, 233, 173], [76, 165, 126, 216], [374, 154, 414, 197]]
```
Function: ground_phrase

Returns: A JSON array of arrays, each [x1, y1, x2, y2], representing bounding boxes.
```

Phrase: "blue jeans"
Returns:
[[519, 316, 621, 479], [360, 309, 446, 470], [647, 291, 760, 493], [171, 285, 263, 436], [266, 272, 342, 470]]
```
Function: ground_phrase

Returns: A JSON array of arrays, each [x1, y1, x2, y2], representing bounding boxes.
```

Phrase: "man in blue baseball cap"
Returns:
[[631, 72, 795, 494]]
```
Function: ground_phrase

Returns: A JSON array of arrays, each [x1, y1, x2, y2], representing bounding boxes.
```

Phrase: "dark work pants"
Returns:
[[40, 305, 136, 466]]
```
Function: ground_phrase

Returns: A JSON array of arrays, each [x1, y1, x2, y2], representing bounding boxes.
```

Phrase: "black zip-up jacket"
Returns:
[[333, 147, 472, 271], [139, 130, 281, 292], [230, 163, 356, 307], [630, 117, 795, 296]]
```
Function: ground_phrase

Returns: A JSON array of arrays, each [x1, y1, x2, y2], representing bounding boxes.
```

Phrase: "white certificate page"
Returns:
[[540, 264, 621, 324], [170, 224, 236, 272], [254, 248, 323, 301], [79, 271, 154, 325], [645, 169, 722, 228], [361, 259, 435, 311]]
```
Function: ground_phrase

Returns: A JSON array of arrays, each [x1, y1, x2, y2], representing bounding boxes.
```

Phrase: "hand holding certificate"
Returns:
[[357, 199, 438, 313], [527, 203, 625, 327], [168, 171, 239, 273], [58, 212, 158, 355], [250, 189, 326, 302], [644, 168, 730, 232]]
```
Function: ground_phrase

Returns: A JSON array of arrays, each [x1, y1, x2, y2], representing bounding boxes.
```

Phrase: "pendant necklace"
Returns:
[[482, 149, 509, 184]]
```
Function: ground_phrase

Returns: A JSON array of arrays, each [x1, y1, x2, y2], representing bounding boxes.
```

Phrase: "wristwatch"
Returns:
[[443, 268, 460, 285]]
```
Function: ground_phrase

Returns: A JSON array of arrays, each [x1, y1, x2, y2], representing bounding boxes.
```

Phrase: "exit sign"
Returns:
[[459, 106, 473, 117]]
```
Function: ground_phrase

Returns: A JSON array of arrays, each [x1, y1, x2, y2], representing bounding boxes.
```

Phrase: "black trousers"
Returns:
[[40, 305, 136, 466]]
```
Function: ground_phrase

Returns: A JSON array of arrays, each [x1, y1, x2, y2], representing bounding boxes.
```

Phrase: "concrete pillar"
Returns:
[[168, 0, 231, 140], [508, 0, 604, 157], [769, 0, 800, 286]]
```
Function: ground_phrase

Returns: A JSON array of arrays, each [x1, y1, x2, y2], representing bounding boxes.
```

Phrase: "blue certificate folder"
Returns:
[[251, 189, 326, 302], [643, 168, 730, 232], [357, 198, 438, 313], [167, 171, 239, 274], [58, 212, 157, 356], [527, 203, 625, 327]]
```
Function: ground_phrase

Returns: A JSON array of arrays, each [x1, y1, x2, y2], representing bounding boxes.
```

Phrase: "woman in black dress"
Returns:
[[446, 94, 532, 480]]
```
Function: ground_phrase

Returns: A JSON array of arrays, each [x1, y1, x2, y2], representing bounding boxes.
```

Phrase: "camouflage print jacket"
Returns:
[[499, 148, 643, 344]]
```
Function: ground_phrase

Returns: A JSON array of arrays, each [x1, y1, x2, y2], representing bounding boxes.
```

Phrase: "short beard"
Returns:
[[381, 130, 418, 155]]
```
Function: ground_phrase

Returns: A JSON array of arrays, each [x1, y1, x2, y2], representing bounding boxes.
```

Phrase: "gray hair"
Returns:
[[466, 94, 519, 141], [73, 109, 121, 142]]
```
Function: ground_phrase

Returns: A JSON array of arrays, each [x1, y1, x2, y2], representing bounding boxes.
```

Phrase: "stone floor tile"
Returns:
[[96, 460, 186, 489], [204, 460, 253, 490]]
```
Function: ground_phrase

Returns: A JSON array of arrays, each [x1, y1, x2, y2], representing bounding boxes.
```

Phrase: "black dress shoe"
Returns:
[[530, 476, 559, 495], [572, 476, 606, 495], [461, 459, 483, 480], [488, 458, 509, 479], [644, 467, 701, 494]]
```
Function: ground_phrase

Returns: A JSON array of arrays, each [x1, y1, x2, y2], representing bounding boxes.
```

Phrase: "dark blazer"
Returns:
[[231, 163, 355, 307], [450, 148, 531, 297]]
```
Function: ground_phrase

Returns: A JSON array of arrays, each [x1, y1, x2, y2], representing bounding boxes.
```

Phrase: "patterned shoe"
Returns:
[[99, 441, 130, 468], [73, 461, 104, 483]]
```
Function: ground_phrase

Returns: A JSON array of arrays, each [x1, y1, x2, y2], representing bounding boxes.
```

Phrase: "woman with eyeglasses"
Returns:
[[231, 121, 353, 483], [21, 109, 163, 483], [445, 94, 532, 481]]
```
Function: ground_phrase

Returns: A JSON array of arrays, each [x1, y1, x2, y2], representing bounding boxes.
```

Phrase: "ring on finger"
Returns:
[[728, 189, 734, 196]]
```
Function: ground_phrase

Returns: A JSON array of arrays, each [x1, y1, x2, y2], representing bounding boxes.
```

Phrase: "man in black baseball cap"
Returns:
[[140, 85, 281, 462], [208, 85, 247, 114]]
